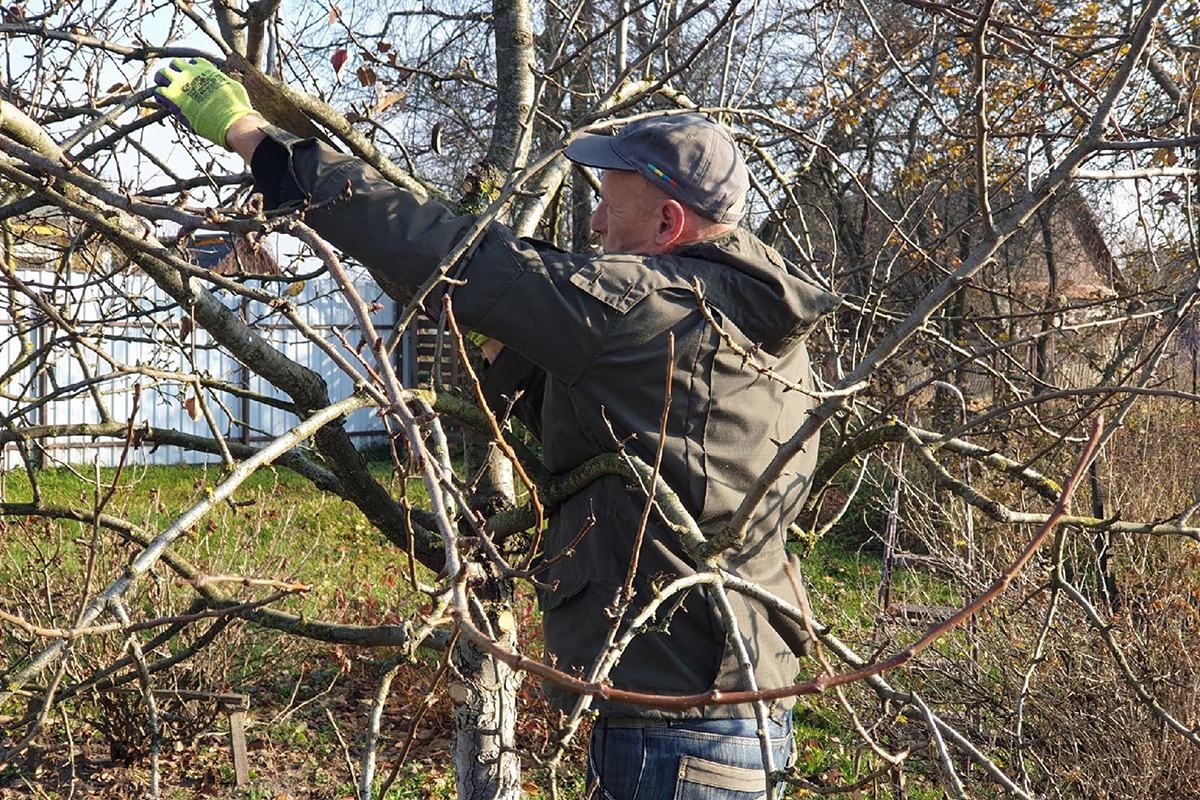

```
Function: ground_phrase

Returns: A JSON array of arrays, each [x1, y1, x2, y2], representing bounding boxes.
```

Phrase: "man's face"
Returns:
[[591, 170, 669, 255]]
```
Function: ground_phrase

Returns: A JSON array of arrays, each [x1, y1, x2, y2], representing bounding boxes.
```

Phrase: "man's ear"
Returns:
[[656, 199, 687, 248]]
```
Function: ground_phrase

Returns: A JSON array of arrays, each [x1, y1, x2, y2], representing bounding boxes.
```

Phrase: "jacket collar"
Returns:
[[674, 229, 840, 356]]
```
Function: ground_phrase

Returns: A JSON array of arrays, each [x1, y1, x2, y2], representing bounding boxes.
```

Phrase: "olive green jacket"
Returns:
[[250, 127, 840, 719]]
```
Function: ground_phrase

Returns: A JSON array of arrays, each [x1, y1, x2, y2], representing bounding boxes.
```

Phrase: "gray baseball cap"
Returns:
[[564, 114, 749, 225]]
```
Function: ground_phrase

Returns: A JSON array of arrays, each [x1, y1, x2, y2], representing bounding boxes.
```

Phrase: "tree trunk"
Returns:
[[449, 0, 535, 785], [1090, 455, 1118, 611], [453, 432, 522, 800], [1034, 200, 1059, 395], [451, 592, 523, 800], [452, 345, 522, 800]]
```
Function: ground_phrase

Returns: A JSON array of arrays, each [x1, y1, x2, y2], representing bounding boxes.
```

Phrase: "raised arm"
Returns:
[[152, 58, 610, 384]]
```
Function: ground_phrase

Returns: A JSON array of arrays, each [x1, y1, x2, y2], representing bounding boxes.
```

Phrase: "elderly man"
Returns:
[[156, 57, 838, 799]]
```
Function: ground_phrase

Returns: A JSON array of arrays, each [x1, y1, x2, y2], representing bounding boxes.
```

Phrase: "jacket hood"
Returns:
[[675, 228, 840, 357]]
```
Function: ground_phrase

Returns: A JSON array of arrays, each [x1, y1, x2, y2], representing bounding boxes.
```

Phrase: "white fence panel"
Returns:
[[2, 266, 396, 469]]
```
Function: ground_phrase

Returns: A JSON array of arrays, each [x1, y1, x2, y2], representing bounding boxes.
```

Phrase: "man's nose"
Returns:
[[591, 202, 607, 234]]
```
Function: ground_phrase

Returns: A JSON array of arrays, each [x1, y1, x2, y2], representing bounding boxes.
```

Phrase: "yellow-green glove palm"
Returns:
[[154, 57, 256, 149]]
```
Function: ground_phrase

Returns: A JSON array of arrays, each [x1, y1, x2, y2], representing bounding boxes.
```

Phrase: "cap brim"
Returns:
[[564, 133, 635, 170]]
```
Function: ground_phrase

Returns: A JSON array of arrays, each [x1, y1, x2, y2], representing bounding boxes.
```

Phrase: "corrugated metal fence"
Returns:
[[1, 266, 412, 468]]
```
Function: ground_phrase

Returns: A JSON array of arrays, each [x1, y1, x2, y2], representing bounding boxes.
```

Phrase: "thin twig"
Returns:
[[326, 707, 359, 788], [913, 693, 966, 799]]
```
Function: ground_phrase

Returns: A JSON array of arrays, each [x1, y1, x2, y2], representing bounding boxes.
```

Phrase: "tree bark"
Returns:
[[454, 351, 522, 799], [486, 0, 536, 177], [447, 3, 535, 787], [451, 593, 523, 800]]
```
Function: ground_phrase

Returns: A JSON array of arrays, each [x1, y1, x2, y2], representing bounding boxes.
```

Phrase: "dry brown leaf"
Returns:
[[374, 92, 403, 115], [331, 48, 348, 80], [431, 121, 444, 155]]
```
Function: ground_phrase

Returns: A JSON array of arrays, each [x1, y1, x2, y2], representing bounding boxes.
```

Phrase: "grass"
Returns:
[[788, 530, 982, 799], [0, 460, 437, 625], [1, 457, 575, 798]]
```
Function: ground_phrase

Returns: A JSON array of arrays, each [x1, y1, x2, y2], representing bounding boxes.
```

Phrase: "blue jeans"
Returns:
[[587, 711, 794, 800]]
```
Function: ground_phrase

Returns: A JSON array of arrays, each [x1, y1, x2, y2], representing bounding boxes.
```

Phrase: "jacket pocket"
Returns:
[[538, 574, 590, 612], [765, 551, 815, 658], [534, 502, 594, 613], [673, 755, 767, 800], [569, 256, 672, 313]]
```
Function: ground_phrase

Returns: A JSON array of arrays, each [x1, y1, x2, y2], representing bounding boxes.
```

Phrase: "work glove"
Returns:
[[153, 57, 256, 149]]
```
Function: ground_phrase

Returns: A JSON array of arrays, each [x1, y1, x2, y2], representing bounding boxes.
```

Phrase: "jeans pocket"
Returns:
[[589, 725, 645, 800], [672, 754, 768, 800]]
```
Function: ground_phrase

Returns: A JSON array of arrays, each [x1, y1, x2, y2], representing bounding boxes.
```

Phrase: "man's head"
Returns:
[[565, 114, 749, 255]]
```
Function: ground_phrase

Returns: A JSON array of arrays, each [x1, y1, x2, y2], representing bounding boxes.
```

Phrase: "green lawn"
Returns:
[[0, 460, 437, 624]]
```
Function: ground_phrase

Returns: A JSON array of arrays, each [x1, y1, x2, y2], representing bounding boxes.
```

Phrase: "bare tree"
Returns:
[[2, 0, 1200, 798]]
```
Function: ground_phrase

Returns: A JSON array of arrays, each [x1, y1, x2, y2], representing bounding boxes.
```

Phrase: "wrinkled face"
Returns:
[[590, 170, 668, 254]]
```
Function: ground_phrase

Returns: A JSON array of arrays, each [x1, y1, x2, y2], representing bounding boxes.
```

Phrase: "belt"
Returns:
[[599, 712, 791, 730]]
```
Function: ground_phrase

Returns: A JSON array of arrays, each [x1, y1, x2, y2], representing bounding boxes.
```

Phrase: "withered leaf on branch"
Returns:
[[374, 92, 404, 116], [331, 48, 349, 80]]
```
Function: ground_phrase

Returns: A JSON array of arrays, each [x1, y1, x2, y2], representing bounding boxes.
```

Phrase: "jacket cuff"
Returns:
[[249, 125, 310, 211]]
